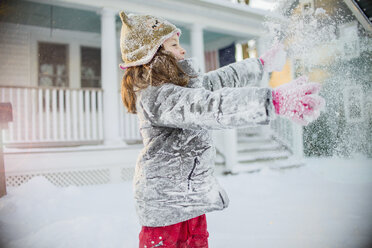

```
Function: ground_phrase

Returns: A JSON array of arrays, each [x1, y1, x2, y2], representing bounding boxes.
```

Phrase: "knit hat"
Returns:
[[119, 11, 181, 69]]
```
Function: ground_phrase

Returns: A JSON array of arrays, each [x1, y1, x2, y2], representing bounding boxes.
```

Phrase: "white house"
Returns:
[[0, 0, 309, 188]]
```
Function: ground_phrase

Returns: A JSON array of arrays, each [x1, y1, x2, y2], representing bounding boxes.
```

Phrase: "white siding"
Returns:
[[0, 24, 30, 87]]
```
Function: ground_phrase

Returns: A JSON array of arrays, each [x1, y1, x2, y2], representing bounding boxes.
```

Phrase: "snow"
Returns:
[[1, 157, 371, 248]]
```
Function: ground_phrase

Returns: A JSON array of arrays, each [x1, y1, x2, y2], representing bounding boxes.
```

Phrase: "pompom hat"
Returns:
[[119, 11, 181, 69]]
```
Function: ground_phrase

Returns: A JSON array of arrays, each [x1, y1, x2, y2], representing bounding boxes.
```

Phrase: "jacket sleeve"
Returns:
[[139, 83, 275, 130], [202, 58, 264, 91]]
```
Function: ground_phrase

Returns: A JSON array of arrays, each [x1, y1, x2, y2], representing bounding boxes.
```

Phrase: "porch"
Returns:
[[0, 0, 304, 188], [1, 83, 304, 187]]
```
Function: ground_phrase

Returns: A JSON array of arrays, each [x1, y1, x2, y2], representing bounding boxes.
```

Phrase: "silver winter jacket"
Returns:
[[134, 58, 275, 227]]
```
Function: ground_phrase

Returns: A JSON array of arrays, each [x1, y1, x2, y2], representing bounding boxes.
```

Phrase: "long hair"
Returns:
[[121, 47, 189, 114]]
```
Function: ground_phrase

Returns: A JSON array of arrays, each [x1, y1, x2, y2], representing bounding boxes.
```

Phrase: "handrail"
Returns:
[[0, 86, 104, 146], [0, 85, 103, 92]]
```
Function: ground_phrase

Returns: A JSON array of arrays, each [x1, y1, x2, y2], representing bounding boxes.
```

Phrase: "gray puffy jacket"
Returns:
[[134, 58, 275, 227]]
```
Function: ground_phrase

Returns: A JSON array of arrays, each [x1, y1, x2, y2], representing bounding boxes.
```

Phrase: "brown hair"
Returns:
[[121, 47, 190, 114]]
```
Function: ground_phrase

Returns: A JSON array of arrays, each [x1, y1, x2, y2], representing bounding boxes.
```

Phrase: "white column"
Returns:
[[100, 8, 122, 145], [212, 128, 237, 173], [223, 129, 237, 173], [190, 23, 205, 73]]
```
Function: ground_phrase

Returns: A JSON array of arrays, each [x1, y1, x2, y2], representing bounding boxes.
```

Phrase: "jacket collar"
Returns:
[[177, 58, 201, 77]]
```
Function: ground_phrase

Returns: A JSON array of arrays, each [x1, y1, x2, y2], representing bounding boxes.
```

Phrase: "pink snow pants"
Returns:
[[139, 214, 209, 248]]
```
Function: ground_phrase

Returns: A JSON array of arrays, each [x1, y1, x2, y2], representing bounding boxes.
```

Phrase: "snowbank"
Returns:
[[0, 157, 371, 248]]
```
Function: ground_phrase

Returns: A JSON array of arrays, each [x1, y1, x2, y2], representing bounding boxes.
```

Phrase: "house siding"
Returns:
[[0, 24, 30, 87]]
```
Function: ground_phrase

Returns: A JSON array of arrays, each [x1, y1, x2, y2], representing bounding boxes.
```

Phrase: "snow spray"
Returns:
[[263, 0, 372, 158]]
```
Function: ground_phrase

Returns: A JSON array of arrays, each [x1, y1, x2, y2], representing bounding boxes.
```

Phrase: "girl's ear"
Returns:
[[119, 11, 132, 28]]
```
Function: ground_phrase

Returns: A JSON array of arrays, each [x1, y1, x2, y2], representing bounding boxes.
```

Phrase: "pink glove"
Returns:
[[272, 76, 326, 126], [260, 43, 287, 72]]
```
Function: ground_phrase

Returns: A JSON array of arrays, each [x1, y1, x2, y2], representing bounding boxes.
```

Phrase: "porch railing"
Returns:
[[0, 86, 104, 147], [118, 93, 142, 143]]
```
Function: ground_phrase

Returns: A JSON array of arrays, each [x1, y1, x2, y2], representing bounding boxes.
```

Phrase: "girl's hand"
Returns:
[[260, 43, 287, 72], [272, 76, 326, 126]]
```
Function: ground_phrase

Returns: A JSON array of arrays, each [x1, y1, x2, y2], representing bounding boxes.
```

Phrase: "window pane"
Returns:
[[38, 42, 68, 87], [81, 46, 101, 88]]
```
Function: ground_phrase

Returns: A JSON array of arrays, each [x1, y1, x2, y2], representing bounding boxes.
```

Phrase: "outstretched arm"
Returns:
[[202, 58, 264, 91], [139, 83, 274, 130]]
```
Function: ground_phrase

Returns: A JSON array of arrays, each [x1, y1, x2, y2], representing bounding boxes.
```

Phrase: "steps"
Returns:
[[215, 129, 304, 175]]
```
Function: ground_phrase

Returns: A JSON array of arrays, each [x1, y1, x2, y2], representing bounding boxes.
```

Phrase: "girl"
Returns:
[[119, 11, 324, 248]]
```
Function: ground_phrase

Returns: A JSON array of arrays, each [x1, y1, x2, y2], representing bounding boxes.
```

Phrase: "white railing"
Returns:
[[0, 86, 104, 146], [118, 93, 142, 143], [269, 116, 304, 158]]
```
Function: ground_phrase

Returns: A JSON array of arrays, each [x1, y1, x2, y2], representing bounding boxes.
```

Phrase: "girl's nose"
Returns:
[[180, 48, 186, 55]]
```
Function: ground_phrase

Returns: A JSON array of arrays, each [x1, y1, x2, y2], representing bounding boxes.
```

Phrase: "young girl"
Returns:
[[119, 11, 324, 248]]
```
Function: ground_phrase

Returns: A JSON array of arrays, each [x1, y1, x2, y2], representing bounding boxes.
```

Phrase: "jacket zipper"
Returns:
[[219, 192, 225, 206], [188, 157, 200, 190]]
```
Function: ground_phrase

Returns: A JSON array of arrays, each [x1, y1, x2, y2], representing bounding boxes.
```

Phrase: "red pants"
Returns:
[[139, 214, 209, 248]]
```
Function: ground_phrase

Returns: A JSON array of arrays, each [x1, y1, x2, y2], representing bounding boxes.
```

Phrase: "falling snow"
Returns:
[[264, 0, 372, 157]]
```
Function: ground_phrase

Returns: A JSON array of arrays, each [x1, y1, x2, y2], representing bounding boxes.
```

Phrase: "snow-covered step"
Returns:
[[231, 158, 305, 174], [238, 149, 291, 163], [237, 131, 260, 138], [237, 126, 262, 134], [237, 141, 284, 153], [238, 136, 273, 144]]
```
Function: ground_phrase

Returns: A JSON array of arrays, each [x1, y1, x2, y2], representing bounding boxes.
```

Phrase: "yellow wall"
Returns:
[[269, 59, 329, 88], [269, 59, 292, 88]]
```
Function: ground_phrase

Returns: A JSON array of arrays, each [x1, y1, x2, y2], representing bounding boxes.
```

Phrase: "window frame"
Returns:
[[299, 0, 315, 13], [37, 41, 70, 88], [338, 21, 360, 60], [80, 45, 102, 89]]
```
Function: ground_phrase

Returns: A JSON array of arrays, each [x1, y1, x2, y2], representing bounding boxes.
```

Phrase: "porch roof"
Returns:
[[25, 0, 281, 37]]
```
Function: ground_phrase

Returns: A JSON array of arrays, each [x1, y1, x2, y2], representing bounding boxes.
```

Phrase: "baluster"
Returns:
[[79, 90, 84, 140], [84, 90, 91, 140], [118, 96, 123, 139], [8, 88, 14, 142], [131, 113, 137, 140], [97, 90, 103, 140], [59, 89, 65, 140], [52, 89, 58, 140], [45, 88, 51, 140], [91, 90, 97, 140], [123, 110, 129, 140], [65, 90, 71, 140], [23, 88, 29, 141], [38, 89, 44, 140], [16, 88, 21, 141], [72, 90, 78, 141], [31, 89, 37, 141], [0, 87, 4, 102]]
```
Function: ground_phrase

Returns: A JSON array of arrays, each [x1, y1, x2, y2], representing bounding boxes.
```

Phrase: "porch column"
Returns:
[[100, 8, 122, 145], [223, 129, 237, 173], [190, 23, 205, 73]]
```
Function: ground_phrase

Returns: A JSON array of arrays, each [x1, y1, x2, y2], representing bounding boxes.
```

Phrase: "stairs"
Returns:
[[215, 128, 305, 175]]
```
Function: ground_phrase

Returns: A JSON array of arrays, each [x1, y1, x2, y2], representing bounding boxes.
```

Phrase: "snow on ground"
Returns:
[[0, 157, 371, 248]]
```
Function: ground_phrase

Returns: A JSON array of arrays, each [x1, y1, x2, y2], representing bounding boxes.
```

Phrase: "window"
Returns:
[[38, 42, 69, 87], [344, 86, 364, 123], [339, 22, 360, 60], [81, 46, 101, 88], [300, 0, 314, 13]]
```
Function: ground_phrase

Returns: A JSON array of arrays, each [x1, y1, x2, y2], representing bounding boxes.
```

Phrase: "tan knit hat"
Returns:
[[119, 11, 181, 69]]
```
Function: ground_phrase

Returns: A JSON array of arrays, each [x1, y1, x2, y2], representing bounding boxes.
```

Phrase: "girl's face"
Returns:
[[162, 33, 186, 60]]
